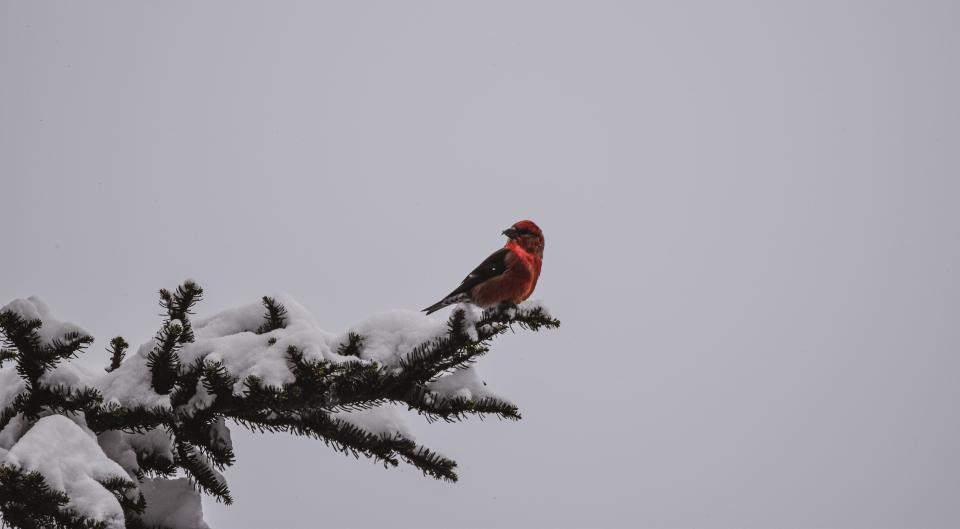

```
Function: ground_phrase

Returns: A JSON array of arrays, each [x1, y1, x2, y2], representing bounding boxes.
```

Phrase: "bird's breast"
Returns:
[[470, 250, 541, 306]]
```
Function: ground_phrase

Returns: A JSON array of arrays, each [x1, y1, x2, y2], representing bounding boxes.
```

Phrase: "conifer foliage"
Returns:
[[0, 281, 559, 529]]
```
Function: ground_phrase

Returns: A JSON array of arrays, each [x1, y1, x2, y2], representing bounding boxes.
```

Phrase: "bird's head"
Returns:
[[502, 220, 545, 255]]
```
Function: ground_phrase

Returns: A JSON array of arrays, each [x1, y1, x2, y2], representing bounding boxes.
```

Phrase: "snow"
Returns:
[[98, 342, 172, 410], [457, 304, 488, 341], [332, 405, 415, 439], [0, 365, 25, 411], [97, 430, 140, 478], [100, 295, 462, 401], [180, 330, 299, 395], [209, 416, 232, 452], [94, 424, 176, 482], [0, 414, 30, 451], [1, 296, 89, 347], [170, 295, 341, 394], [183, 377, 216, 412], [428, 366, 508, 403], [2, 415, 131, 529], [138, 478, 210, 529], [5, 294, 517, 416], [124, 428, 176, 464], [41, 360, 98, 393], [521, 299, 553, 318], [347, 309, 449, 364]]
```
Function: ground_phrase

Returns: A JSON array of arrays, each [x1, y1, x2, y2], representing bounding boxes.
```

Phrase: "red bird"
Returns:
[[423, 220, 545, 315]]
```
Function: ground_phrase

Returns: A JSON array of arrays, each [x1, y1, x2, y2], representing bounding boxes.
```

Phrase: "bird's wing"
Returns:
[[446, 247, 512, 301], [423, 248, 513, 314]]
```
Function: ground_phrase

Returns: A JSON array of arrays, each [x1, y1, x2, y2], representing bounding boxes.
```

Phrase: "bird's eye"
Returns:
[[516, 229, 532, 236]]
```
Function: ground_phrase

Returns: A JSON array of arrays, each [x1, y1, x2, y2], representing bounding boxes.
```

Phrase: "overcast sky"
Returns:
[[2, 1, 959, 528]]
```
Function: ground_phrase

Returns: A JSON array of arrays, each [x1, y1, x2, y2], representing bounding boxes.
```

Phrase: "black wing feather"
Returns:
[[422, 248, 510, 314], [449, 247, 510, 298]]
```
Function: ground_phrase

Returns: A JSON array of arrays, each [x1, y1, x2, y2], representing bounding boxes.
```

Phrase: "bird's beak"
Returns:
[[502, 227, 519, 240]]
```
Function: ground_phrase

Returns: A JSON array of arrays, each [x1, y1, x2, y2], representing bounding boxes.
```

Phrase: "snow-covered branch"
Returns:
[[0, 281, 559, 529]]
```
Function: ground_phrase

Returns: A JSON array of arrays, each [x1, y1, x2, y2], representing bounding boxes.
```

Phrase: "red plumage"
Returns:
[[423, 220, 545, 315]]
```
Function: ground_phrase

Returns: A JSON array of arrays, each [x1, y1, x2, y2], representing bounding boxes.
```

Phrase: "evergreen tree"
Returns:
[[0, 281, 559, 529]]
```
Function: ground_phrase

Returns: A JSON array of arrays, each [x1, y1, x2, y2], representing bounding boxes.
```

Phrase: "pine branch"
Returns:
[[85, 403, 172, 434], [145, 320, 183, 395], [175, 442, 233, 504], [96, 476, 145, 524], [401, 385, 521, 422], [199, 360, 238, 401], [256, 296, 288, 334], [0, 347, 16, 368], [283, 346, 385, 408], [481, 303, 561, 331], [174, 412, 236, 470], [134, 449, 177, 479], [46, 331, 94, 362], [104, 336, 128, 373], [169, 358, 204, 408], [0, 283, 561, 529], [213, 306, 549, 436], [0, 465, 106, 529], [159, 280, 203, 343], [245, 409, 457, 478], [336, 332, 363, 357], [26, 384, 102, 419], [399, 445, 458, 482], [0, 311, 42, 356], [9, 379, 103, 422], [0, 311, 47, 386], [397, 309, 483, 383]]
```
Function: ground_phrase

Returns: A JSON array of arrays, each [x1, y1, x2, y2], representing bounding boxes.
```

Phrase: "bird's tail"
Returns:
[[421, 299, 451, 315], [422, 293, 469, 315]]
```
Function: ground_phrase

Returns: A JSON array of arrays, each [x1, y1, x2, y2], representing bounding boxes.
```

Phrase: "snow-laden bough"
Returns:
[[0, 281, 559, 529]]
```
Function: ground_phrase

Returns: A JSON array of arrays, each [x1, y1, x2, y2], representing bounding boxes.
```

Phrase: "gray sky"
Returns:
[[2, 1, 959, 528]]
